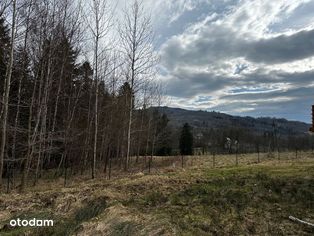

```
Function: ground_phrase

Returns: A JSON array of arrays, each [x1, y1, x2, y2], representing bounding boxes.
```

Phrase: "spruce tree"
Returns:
[[155, 114, 172, 156], [0, 17, 10, 99], [179, 123, 193, 155]]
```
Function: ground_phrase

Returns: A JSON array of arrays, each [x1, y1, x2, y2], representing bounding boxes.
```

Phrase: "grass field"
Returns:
[[0, 152, 313, 235]]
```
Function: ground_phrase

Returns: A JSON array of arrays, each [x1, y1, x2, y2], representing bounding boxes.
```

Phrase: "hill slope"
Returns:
[[154, 106, 311, 136]]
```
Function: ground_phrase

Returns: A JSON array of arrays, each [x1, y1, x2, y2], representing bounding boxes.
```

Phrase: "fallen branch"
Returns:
[[289, 216, 314, 227]]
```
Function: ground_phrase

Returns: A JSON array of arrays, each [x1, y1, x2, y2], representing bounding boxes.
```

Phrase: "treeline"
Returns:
[[192, 126, 314, 155], [0, 0, 166, 191], [152, 120, 314, 156]]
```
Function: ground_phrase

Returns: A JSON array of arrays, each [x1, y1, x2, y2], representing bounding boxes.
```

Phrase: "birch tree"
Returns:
[[84, 0, 112, 178], [119, 0, 158, 171]]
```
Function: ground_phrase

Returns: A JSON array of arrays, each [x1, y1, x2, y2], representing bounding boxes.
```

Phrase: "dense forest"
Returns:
[[0, 0, 168, 192]]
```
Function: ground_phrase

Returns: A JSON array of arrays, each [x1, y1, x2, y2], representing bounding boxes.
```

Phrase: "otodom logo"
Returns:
[[9, 218, 54, 227]]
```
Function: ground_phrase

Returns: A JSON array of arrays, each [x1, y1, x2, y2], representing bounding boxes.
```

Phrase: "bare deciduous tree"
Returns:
[[119, 0, 158, 170], [84, 0, 112, 178], [0, 0, 17, 189]]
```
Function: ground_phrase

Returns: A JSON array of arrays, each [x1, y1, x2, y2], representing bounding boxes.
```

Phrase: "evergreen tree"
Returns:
[[179, 123, 193, 155], [155, 114, 172, 156], [0, 17, 10, 99]]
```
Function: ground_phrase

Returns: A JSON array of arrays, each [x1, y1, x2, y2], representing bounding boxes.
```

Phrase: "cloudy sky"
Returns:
[[120, 0, 314, 123]]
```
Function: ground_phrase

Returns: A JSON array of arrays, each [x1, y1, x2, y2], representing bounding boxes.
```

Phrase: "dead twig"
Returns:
[[289, 216, 314, 227]]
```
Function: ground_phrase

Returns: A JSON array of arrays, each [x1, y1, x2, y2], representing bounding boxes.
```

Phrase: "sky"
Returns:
[[116, 0, 314, 123]]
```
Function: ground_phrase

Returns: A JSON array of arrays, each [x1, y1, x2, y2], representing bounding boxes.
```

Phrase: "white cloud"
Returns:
[[110, 0, 314, 122], [155, 0, 314, 122]]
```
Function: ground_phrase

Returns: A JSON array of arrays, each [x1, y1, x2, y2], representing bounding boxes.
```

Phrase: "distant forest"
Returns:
[[155, 107, 314, 155]]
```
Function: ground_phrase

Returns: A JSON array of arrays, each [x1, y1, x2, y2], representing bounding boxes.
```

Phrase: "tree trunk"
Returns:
[[0, 0, 16, 190], [126, 101, 133, 171]]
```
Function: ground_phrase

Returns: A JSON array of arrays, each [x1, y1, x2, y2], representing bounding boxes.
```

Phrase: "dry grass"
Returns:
[[0, 152, 313, 235]]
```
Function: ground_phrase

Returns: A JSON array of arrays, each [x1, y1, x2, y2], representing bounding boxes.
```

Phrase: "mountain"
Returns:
[[153, 107, 311, 136]]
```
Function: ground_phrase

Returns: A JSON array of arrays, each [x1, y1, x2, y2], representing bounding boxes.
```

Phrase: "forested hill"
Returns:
[[153, 107, 311, 136]]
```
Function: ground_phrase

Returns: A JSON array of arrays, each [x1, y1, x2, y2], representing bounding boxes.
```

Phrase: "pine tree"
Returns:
[[0, 17, 10, 104], [155, 114, 172, 156], [179, 123, 193, 155]]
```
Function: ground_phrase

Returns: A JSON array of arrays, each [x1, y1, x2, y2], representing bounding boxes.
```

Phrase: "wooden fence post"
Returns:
[[212, 152, 216, 168]]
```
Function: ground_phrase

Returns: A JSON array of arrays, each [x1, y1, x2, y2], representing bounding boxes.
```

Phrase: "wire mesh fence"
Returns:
[[125, 151, 314, 175]]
